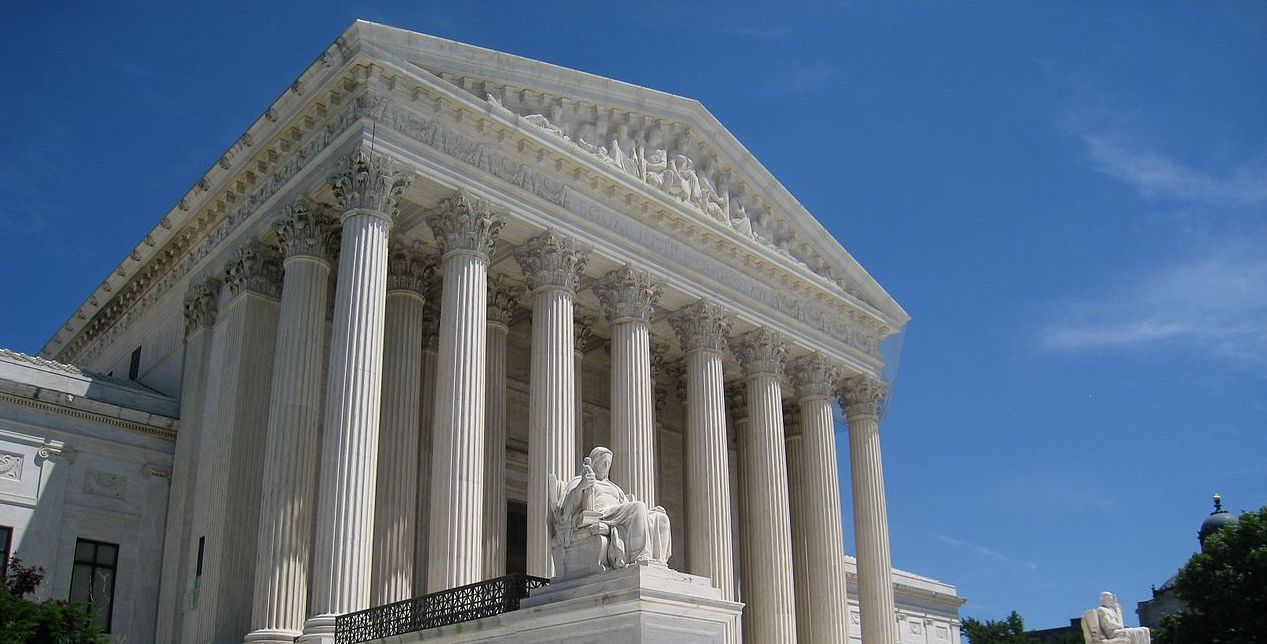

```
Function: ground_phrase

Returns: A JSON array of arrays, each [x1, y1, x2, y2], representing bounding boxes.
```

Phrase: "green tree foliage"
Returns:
[[1155, 505, 1267, 644], [961, 611, 1035, 644], [0, 557, 109, 644]]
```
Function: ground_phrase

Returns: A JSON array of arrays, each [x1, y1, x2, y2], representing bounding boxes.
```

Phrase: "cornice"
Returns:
[[0, 390, 177, 443]]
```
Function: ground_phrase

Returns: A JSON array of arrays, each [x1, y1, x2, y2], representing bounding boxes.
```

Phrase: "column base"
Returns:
[[245, 628, 302, 644], [297, 614, 337, 644]]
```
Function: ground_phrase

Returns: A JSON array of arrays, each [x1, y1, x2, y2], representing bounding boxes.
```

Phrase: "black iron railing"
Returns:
[[335, 573, 550, 644]]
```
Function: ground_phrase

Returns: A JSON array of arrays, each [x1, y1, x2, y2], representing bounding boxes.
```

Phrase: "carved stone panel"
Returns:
[[0, 452, 22, 481], [85, 469, 127, 500]]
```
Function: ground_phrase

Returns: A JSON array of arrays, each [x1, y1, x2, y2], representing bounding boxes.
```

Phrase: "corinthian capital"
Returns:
[[223, 240, 282, 299], [487, 275, 523, 327], [329, 148, 414, 221], [838, 373, 890, 419], [274, 200, 337, 261], [183, 277, 221, 336], [668, 300, 733, 353], [386, 240, 434, 294], [514, 229, 590, 293], [594, 264, 661, 324], [730, 327, 789, 377], [426, 190, 503, 259], [574, 309, 598, 352], [789, 352, 843, 400]]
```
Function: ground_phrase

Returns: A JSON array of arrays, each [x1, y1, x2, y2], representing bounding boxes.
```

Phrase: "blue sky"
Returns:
[[2, 0, 1264, 630]]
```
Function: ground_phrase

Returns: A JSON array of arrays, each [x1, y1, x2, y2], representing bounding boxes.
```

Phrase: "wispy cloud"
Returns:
[[1078, 133, 1267, 206], [788, 62, 835, 92], [936, 534, 1037, 571], [1038, 239, 1267, 366]]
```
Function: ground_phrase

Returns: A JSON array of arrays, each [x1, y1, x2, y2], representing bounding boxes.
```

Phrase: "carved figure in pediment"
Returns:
[[522, 105, 567, 139], [665, 154, 705, 209], [640, 146, 667, 189], [698, 173, 730, 223], [727, 198, 755, 238], [607, 137, 639, 177], [486, 93, 514, 118]]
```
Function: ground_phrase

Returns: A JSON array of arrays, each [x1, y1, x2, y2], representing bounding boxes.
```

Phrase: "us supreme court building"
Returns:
[[2, 21, 962, 644]]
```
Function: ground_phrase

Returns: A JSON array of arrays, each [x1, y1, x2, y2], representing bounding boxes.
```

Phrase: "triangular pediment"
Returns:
[[348, 21, 908, 330]]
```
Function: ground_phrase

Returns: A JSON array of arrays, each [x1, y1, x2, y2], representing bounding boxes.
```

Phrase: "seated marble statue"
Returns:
[[1082, 592, 1150, 644], [547, 446, 671, 580]]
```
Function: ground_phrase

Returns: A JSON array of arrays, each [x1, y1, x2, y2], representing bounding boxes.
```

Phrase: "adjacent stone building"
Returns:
[[4, 21, 962, 643]]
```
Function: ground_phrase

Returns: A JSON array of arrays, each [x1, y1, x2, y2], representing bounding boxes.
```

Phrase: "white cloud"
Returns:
[[1079, 133, 1267, 206], [1039, 240, 1267, 366]]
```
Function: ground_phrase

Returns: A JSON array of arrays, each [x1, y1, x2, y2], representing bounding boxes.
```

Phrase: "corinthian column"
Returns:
[[731, 328, 796, 643], [783, 407, 813, 644], [370, 243, 432, 605], [667, 300, 736, 600], [594, 265, 661, 506], [790, 353, 849, 644], [483, 275, 519, 578], [425, 191, 503, 592], [574, 311, 596, 460], [515, 229, 589, 578], [304, 150, 412, 641], [840, 373, 897, 644], [247, 203, 336, 644]]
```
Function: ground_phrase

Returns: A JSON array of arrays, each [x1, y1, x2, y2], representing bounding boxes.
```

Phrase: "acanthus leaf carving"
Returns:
[[513, 228, 590, 293], [593, 264, 661, 324], [329, 148, 414, 220], [668, 300, 733, 353], [425, 190, 504, 259]]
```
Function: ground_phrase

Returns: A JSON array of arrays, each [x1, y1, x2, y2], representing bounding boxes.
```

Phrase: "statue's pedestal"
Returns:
[[408, 564, 742, 643]]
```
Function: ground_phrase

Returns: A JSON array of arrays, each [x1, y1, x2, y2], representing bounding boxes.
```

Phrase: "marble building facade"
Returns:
[[14, 21, 962, 643]]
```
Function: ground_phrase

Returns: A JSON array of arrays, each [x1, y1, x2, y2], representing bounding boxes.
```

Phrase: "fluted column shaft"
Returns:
[[798, 378, 851, 642], [414, 294, 440, 592], [309, 210, 391, 620], [425, 191, 502, 591], [516, 229, 587, 578], [248, 226, 335, 642], [370, 249, 429, 605], [842, 375, 897, 644], [669, 301, 736, 600], [733, 329, 796, 644], [247, 204, 335, 644], [426, 250, 489, 590], [482, 278, 516, 577], [784, 423, 814, 644], [596, 266, 661, 506]]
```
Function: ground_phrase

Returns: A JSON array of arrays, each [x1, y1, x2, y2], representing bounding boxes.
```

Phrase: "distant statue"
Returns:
[[547, 446, 672, 580], [1082, 592, 1150, 644]]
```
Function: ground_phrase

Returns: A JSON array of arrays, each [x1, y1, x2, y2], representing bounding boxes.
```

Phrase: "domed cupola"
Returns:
[[1198, 493, 1238, 549]]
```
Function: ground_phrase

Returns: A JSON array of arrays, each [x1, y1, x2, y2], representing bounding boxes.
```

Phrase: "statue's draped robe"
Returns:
[[1091, 606, 1151, 644], [559, 476, 653, 567]]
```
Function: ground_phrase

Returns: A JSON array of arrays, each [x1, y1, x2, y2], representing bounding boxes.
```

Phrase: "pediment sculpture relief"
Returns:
[[483, 91, 800, 254]]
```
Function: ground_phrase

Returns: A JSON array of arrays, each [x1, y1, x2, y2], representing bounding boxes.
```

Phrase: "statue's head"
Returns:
[[588, 446, 614, 480], [1099, 592, 1115, 608]]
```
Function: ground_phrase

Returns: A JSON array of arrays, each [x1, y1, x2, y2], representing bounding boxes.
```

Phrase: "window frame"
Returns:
[[69, 538, 119, 633]]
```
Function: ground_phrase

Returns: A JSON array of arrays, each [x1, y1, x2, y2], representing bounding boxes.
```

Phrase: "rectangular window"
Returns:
[[68, 539, 118, 633], [195, 536, 205, 577], [0, 526, 11, 583], [128, 346, 142, 380]]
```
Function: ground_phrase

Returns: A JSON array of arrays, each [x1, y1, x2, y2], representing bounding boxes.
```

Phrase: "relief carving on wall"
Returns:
[[85, 469, 127, 499], [0, 452, 23, 481]]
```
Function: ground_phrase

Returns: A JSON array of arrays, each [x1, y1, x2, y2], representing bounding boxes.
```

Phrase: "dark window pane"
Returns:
[[96, 543, 117, 566], [69, 564, 93, 603], [75, 540, 95, 562]]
